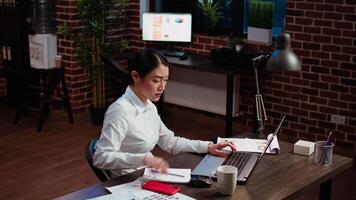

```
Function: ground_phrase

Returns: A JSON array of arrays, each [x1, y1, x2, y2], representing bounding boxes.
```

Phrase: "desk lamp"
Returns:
[[253, 32, 301, 136]]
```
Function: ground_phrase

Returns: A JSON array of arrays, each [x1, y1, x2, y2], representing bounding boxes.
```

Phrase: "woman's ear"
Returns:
[[131, 70, 140, 84]]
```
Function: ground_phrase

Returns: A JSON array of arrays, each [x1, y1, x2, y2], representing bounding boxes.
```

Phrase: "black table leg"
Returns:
[[225, 75, 233, 137], [319, 178, 332, 200]]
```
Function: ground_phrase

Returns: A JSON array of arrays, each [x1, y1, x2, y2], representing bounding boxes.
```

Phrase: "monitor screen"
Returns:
[[142, 13, 192, 43]]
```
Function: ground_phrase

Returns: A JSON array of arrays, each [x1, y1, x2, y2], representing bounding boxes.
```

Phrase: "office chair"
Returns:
[[85, 138, 111, 182]]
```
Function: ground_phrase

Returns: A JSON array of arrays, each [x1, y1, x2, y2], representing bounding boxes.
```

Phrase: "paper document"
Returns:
[[106, 177, 195, 200], [218, 133, 280, 154], [143, 168, 191, 183]]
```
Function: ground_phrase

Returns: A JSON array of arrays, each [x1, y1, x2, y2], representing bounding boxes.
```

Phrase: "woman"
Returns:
[[93, 48, 236, 177]]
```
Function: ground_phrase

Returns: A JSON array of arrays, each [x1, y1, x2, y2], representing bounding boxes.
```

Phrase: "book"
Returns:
[[143, 168, 191, 183], [218, 133, 280, 154]]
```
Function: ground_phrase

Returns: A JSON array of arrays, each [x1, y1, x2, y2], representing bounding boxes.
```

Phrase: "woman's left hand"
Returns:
[[207, 141, 237, 157]]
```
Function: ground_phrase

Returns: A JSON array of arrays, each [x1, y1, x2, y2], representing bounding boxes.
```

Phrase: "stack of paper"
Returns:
[[218, 133, 280, 154], [143, 168, 191, 183]]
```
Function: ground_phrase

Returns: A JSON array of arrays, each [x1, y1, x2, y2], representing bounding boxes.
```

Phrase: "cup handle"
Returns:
[[208, 171, 218, 188]]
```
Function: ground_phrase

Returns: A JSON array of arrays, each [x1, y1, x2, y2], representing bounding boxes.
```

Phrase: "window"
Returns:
[[148, 0, 287, 37], [244, 0, 287, 37]]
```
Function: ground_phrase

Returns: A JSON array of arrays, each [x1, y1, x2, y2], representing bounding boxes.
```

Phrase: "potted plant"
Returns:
[[199, 0, 223, 35], [59, 0, 129, 124], [248, 0, 275, 44]]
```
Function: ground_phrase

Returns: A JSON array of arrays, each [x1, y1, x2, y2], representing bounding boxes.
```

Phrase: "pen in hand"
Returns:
[[150, 169, 185, 178]]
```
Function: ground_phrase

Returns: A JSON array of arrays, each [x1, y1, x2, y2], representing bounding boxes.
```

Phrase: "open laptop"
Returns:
[[192, 115, 285, 185]]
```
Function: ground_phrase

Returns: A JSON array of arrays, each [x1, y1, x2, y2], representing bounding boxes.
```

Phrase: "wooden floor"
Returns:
[[0, 103, 355, 200]]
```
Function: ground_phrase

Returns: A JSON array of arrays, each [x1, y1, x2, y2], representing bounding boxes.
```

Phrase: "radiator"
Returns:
[[164, 67, 240, 116]]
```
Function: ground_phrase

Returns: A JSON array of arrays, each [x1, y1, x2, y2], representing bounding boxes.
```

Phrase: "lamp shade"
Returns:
[[266, 33, 301, 71]]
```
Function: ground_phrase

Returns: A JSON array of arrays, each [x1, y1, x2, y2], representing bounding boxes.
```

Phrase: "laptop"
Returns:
[[192, 115, 285, 185]]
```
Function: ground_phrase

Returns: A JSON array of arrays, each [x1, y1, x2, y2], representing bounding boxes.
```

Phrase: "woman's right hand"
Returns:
[[144, 155, 169, 173]]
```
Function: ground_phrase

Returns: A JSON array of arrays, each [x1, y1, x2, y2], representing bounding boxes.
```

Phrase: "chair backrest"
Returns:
[[85, 138, 111, 182]]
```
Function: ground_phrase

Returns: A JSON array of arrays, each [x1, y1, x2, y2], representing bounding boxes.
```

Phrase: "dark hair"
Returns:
[[127, 48, 170, 85]]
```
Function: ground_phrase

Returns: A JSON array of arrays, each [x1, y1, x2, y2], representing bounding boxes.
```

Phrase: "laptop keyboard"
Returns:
[[223, 152, 252, 175]]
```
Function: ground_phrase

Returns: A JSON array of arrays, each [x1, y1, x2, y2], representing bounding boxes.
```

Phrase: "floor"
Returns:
[[0, 103, 355, 200]]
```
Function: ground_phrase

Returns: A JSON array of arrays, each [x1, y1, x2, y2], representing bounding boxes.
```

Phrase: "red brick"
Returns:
[[295, 33, 312, 41], [335, 21, 353, 29], [331, 53, 351, 61], [296, 3, 315, 10], [287, 24, 303, 32], [302, 73, 319, 81], [292, 78, 310, 86], [341, 78, 356, 86], [292, 109, 308, 117], [342, 47, 356, 54], [320, 106, 338, 114], [344, 30, 356, 38], [310, 112, 327, 120], [305, 11, 323, 18], [304, 26, 322, 34], [329, 100, 348, 109], [308, 126, 326, 135], [294, 49, 310, 57], [290, 122, 307, 130], [198, 37, 213, 44], [324, 12, 343, 20], [331, 69, 351, 77], [312, 81, 329, 91], [320, 91, 338, 99], [333, 37, 352, 46], [302, 102, 318, 111], [315, 4, 335, 11], [336, 5, 355, 13], [295, 18, 313, 25], [313, 35, 332, 44], [311, 51, 330, 59], [310, 96, 327, 105], [345, 14, 356, 22], [346, 134, 356, 142], [291, 93, 308, 101], [322, 44, 341, 52], [303, 42, 321, 50], [340, 94, 356, 102], [287, 9, 304, 17], [284, 84, 301, 93], [281, 128, 298, 137], [330, 84, 349, 93], [323, 28, 342, 36], [315, 19, 333, 27], [340, 62, 356, 70], [334, 140, 354, 149], [318, 121, 337, 130], [301, 117, 317, 126], [337, 125, 355, 133], [321, 61, 339, 69]]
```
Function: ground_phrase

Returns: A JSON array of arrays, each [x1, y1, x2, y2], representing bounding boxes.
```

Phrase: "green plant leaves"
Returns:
[[249, 0, 275, 29]]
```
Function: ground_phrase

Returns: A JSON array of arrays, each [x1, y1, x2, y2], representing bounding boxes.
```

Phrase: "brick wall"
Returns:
[[259, 0, 356, 150], [126, 0, 356, 150]]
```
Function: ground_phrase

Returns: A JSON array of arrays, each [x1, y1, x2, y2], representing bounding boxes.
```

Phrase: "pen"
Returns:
[[326, 131, 333, 145], [150, 169, 185, 178]]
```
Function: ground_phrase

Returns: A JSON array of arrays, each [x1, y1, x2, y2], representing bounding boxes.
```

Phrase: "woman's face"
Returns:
[[132, 63, 169, 103]]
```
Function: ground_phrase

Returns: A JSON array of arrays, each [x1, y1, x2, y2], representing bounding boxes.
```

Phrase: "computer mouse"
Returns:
[[189, 176, 212, 188], [179, 55, 189, 60]]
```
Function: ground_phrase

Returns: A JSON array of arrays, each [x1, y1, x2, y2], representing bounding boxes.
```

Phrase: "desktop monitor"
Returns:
[[142, 12, 192, 43]]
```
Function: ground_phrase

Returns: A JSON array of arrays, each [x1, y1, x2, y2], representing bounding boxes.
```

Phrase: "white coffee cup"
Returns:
[[209, 165, 238, 195]]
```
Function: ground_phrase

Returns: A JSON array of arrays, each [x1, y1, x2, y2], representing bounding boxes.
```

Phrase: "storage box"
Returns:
[[294, 140, 315, 156], [29, 34, 57, 69]]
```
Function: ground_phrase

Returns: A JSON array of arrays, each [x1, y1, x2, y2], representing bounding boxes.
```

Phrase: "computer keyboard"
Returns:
[[223, 152, 252, 175], [159, 50, 186, 57]]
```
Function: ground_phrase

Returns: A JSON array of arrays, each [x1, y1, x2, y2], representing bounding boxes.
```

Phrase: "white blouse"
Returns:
[[93, 86, 211, 177]]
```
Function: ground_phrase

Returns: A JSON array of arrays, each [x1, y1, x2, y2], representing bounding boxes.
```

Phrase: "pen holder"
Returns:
[[314, 141, 334, 166]]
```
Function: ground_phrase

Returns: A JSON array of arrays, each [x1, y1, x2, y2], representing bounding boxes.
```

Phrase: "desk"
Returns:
[[166, 54, 249, 137], [55, 141, 353, 200]]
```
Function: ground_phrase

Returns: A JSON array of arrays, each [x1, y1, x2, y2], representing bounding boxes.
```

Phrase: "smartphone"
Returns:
[[142, 180, 181, 195]]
